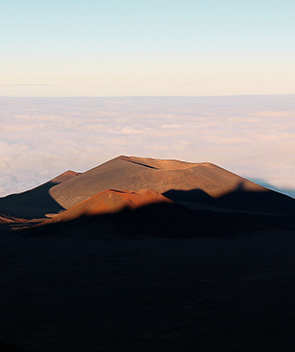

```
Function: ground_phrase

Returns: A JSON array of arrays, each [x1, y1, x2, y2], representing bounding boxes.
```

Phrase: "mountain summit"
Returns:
[[49, 155, 265, 210], [1, 155, 295, 220]]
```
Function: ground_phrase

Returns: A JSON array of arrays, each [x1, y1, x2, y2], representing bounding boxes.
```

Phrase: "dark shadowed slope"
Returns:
[[50, 155, 266, 210], [0, 340, 27, 352], [164, 183, 295, 214], [33, 188, 195, 238], [30, 188, 206, 238], [31, 188, 192, 237], [31, 187, 295, 239], [0, 171, 80, 219]]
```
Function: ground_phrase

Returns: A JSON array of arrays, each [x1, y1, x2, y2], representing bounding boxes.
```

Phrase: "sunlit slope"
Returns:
[[34, 188, 226, 238], [0, 214, 27, 224], [50, 155, 265, 210], [40, 188, 172, 225]]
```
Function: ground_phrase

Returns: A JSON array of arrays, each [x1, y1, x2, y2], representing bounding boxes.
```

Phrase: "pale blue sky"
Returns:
[[1, 0, 295, 96]]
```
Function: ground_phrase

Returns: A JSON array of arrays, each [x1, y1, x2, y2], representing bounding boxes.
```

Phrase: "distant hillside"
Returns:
[[0, 171, 80, 219]]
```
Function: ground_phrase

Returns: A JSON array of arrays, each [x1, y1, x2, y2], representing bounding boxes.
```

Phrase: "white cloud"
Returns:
[[0, 96, 295, 197], [256, 111, 294, 118], [161, 124, 182, 129]]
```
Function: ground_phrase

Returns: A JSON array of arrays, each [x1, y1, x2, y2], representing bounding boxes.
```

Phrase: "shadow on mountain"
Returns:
[[217, 188, 295, 213], [163, 182, 295, 214], [26, 200, 295, 239], [163, 188, 213, 203], [124, 158, 158, 169], [0, 182, 65, 219]]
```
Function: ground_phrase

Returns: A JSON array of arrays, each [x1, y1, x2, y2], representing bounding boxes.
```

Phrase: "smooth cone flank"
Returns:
[[50, 155, 265, 209], [50, 170, 81, 183]]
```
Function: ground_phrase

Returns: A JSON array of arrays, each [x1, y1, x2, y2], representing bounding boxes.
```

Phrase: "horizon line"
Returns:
[[1, 93, 295, 99]]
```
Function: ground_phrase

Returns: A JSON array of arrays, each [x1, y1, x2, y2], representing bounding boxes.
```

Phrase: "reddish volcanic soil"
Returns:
[[40, 188, 173, 226], [50, 170, 81, 183], [0, 214, 27, 224], [50, 155, 266, 210]]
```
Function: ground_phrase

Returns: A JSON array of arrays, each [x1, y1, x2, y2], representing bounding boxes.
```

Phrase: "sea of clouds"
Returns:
[[1, 96, 294, 198]]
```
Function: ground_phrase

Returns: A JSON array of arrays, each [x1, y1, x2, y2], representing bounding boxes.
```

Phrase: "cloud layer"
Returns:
[[1, 96, 294, 197]]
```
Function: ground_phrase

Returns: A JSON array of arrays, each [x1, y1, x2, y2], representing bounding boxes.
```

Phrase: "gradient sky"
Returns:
[[1, 0, 295, 96]]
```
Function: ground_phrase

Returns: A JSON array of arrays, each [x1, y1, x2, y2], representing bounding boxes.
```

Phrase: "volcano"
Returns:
[[50, 155, 264, 209], [49, 156, 295, 214], [1, 156, 295, 220]]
